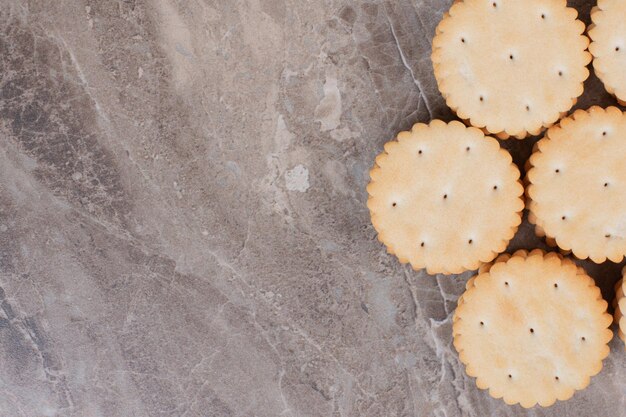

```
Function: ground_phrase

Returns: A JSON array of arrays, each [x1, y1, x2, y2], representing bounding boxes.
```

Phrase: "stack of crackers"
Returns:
[[367, 0, 626, 408]]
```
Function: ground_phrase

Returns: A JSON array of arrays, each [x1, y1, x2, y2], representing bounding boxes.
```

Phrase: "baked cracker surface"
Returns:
[[453, 249, 613, 408], [432, 0, 590, 138], [527, 106, 626, 263], [589, 0, 626, 103], [367, 120, 523, 275]]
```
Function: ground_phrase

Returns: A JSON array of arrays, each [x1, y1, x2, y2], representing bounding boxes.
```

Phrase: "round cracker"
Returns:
[[367, 120, 524, 275], [589, 0, 626, 104], [453, 249, 613, 408], [527, 106, 626, 263], [432, 0, 590, 139]]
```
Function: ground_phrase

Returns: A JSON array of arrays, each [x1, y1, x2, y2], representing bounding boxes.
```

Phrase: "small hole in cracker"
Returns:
[[555, 376, 559, 381], [616, 46, 621, 52], [509, 54, 514, 60], [541, 13, 545, 19], [443, 194, 448, 199], [581, 336, 586, 341], [529, 328, 534, 334], [479, 96, 484, 102], [504, 281, 509, 286], [508, 374, 512, 379], [605, 233, 611, 238], [554, 283, 558, 288], [468, 239, 473, 244], [602, 131, 607, 136], [420, 241, 425, 247], [466, 146, 471, 151], [561, 215, 566, 220], [480, 321, 484, 326], [525, 105, 530, 112], [555, 169, 560, 173], [558, 70, 563, 76], [492, 2, 497, 7], [604, 182, 609, 187], [418, 149, 423, 155], [493, 185, 498, 190], [461, 37, 465, 43]]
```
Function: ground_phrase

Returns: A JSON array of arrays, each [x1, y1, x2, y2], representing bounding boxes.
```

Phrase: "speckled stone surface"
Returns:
[[0, 1, 624, 416]]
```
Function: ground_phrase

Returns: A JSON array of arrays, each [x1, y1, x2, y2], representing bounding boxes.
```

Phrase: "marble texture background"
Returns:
[[0, 0, 624, 416]]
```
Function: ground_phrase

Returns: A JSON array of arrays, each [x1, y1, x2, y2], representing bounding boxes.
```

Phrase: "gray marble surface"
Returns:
[[0, 0, 624, 416]]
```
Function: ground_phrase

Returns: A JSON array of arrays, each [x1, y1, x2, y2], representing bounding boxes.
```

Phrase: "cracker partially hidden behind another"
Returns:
[[432, 0, 590, 139], [367, 120, 523, 275], [453, 249, 613, 408]]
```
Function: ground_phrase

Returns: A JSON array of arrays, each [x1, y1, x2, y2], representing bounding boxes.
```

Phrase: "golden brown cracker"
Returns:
[[453, 250, 612, 407], [367, 120, 523, 275], [432, 0, 590, 138]]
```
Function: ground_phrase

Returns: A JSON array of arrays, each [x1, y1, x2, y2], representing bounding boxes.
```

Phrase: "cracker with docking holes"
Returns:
[[614, 275, 625, 346], [589, 0, 626, 105], [453, 249, 613, 408], [432, 0, 590, 139], [527, 107, 626, 263], [366, 120, 524, 275]]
